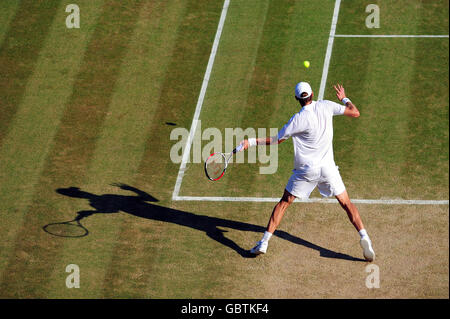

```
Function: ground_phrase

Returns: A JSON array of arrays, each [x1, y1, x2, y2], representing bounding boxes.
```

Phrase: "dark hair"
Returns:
[[296, 92, 312, 106]]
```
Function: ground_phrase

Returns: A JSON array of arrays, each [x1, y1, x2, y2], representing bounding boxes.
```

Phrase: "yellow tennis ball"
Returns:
[[304, 60, 310, 68]]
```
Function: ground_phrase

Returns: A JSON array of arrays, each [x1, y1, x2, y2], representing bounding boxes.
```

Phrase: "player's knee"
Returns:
[[281, 195, 295, 205], [280, 189, 296, 206]]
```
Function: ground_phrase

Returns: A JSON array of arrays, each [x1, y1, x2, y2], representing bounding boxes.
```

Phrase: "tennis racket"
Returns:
[[204, 144, 243, 181]]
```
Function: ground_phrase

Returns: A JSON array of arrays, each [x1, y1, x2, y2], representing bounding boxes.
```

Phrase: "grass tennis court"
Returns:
[[0, 0, 448, 299]]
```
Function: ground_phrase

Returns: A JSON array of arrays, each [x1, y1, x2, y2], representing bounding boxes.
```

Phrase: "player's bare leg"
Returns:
[[335, 190, 364, 231], [250, 189, 296, 255], [267, 189, 296, 233], [336, 190, 375, 261]]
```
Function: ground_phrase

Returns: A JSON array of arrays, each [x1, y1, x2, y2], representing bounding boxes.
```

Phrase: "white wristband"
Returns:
[[342, 97, 351, 105], [248, 138, 257, 147]]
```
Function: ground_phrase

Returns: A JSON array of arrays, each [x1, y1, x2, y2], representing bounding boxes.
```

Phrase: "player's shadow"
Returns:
[[49, 183, 365, 261]]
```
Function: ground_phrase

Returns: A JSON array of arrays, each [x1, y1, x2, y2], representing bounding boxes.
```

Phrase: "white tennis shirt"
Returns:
[[277, 100, 346, 169]]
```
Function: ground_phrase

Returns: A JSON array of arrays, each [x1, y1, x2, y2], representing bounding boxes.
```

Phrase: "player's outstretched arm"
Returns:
[[334, 84, 360, 118]]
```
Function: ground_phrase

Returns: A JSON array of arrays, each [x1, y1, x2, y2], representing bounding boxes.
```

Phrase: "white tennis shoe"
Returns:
[[250, 240, 268, 255], [360, 236, 375, 262]]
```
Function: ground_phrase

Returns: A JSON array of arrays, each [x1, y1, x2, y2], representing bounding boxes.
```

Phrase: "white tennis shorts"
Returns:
[[285, 165, 346, 199]]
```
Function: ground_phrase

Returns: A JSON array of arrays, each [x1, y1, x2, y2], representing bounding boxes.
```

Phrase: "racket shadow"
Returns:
[[50, 184, 364, 261]]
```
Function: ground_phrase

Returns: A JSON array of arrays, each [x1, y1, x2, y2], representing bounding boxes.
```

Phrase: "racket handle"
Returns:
[[233, 144, 243, 153]]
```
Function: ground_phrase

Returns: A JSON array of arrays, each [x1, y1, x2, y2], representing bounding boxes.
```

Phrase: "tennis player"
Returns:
[[240, 82, 375, 261]]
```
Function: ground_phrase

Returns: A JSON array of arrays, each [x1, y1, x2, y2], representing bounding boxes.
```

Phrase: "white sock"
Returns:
[[359, 229, 368, 238], [261, 231, 273, 243]]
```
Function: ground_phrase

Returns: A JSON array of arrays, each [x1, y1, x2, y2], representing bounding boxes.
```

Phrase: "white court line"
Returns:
[[172, 0, 230, 200], [318, 0, 341, 100], [334, 34, 449, 38], [175, 196, 449, 205]]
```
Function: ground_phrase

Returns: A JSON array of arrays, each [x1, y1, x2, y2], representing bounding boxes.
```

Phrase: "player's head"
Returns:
[[295, 82, 313, 106]]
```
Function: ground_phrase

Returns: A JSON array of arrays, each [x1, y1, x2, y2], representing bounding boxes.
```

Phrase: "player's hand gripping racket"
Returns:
[[204, 144, 243, 181]]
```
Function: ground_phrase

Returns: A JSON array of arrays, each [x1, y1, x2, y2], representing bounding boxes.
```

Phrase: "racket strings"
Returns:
[[205, 154, 226, 180]]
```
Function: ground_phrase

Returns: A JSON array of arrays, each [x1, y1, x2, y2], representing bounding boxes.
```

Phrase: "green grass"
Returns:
[[337, 0, 449, 35], [329, 38, 449, 200], [0, 0, 448, 298], [0, 0, 105, 292], [181, 0, 336, 198], [180, 0, 449, 201], [0, 0, 61, 146]]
